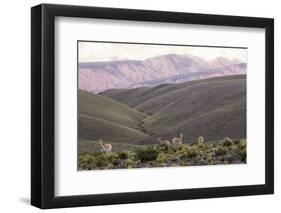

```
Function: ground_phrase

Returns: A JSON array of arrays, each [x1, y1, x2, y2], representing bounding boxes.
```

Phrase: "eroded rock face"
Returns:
[[79, 54, 246, 93]]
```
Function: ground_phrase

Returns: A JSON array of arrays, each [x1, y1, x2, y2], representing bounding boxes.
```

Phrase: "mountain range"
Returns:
[[79, 54, 246, 93]]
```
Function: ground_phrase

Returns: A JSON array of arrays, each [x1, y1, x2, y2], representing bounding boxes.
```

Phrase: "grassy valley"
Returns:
[[78, 75, 247, 169]]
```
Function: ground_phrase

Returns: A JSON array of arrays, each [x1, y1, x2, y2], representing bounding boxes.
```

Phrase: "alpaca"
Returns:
[[157, 137, 170, 146], [172, 133, 184, 145], [98, 139, 112, 154], [197, 136, 204, 145], [157, 137, 170, 151]]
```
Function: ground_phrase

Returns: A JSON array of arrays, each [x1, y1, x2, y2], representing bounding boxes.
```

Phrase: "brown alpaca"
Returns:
[[98, 139, 112, 154]]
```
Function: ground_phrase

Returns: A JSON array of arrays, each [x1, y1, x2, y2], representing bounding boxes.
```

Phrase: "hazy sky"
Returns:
[[78, 41, 247, 63]]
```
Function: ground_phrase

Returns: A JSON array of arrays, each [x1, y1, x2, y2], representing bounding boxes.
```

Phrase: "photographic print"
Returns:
[[31, 5, 274, 208], [78, 41, 247, 171]]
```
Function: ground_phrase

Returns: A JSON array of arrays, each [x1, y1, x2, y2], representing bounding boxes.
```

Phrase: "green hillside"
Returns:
[[79, 114, 148, 143], [101, 75, 245, 111], [100, 75, 246, 143], [78, 90, 149, 144], [100, 84, 180, 109], [79, 90, 147, 128]]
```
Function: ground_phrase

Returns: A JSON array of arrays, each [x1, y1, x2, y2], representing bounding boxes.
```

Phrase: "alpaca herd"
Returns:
[[98, 134, 210, 154], [158, 133, 184, 146]]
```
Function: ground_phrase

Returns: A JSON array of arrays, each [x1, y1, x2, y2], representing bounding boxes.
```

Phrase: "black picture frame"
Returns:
[[31, 3, 274, 209]]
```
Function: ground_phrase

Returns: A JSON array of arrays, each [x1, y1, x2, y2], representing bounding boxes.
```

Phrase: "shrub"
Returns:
[[215, 147, 228, 156], [181, 144, 191, 151], [222, 137, 233, 147], [94, 154, 108, 167], [136, 148, 159, 162], [79, 154, 96, 169], [125, 159, 137, 168], [79, 138, 247, 170], [118, 151, 129, 160], [158, 144, 169, 152], [107, 153, 118, 161], [198, 158, 207, 165], [197, 142, 206, 150], [175, 148, 186, 156], [112, 159, 121, 167], [180, 146, 199, 159], [166, 145, 178, 154], [179, 161, 190, 166], [240, 149, 247, 162], [79, 154, 94, 164], [237, 139, 247, 150], [156, 152, 168, 164], [188, 146, 200, 158], [224, 154, 235, 163], [207, 155, 214, 164], [233, 140, 240, 144]]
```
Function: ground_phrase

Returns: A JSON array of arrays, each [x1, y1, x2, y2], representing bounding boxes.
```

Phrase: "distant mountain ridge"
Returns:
[[79, 53, 246, 93]]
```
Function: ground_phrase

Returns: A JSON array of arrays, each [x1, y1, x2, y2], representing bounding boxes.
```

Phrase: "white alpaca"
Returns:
[[172, 133, 184, 145], [98, 140, 112, 154], [197, 136, 204, 145], [157, 137, 170, 146]]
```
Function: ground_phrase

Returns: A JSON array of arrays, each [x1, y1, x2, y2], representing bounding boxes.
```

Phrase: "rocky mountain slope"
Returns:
[[79, 54, 246, 93]]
